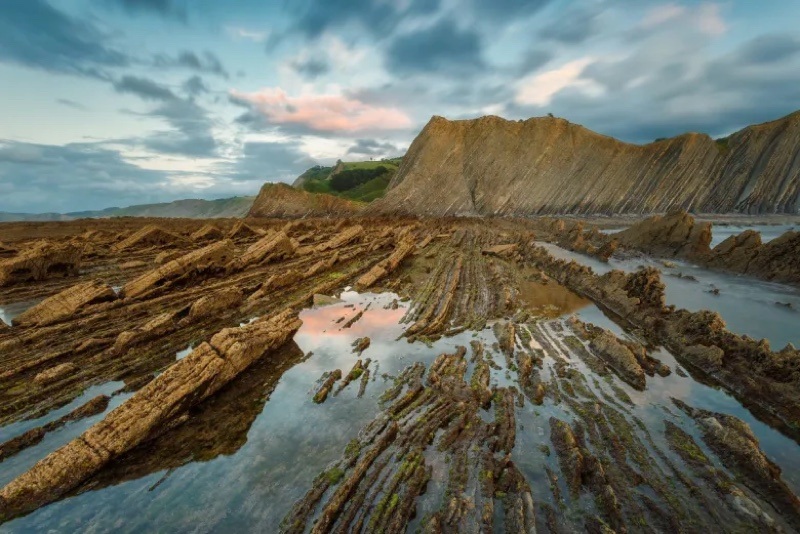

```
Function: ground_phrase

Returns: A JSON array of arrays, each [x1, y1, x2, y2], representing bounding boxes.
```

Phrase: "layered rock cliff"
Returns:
[[247, 183, 362, 218], [372, 111, 800, 216]]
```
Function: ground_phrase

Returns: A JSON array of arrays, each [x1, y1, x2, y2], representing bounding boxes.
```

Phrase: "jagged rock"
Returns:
[[247, 183, 362, 218], [0, 241, 81, 287], [683, 344, 725, 371], [355, 236, 416, 289], [154, 251, 182, 265], [33, 362, 77, 385], [187, 287, 243, 321], [313, 225, 364, 253], [0, 310, 301, 521], [370, 111, 800, 216], [112, 225, 185, 252], [313, 369, 342, 403], [227, 221, 265, 240], [675, 400, 800, 529], [234, 232, 296, 269], [589, 330, 647, 390], [616, 211, 713, 259], [121, 240, 235, 299], [313, 294, 343, 307], [190, 224, 224, 242], [482, 243, 518, 257], [113, 312, 176, 352], [0, 242, 17, 258], [13, 280, 116, 327], [352, 337, 370, 354]]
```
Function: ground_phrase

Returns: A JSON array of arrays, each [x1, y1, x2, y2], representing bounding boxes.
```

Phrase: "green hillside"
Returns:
[[292, 157, 402, 202]]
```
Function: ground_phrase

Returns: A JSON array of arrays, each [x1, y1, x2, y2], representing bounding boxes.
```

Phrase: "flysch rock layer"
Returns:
[[0, 241, 81, 287], [371, 111, 800, 216], [248, 183, 363, 218], [13, 280, 116, 327], [121, 240, 236, 299], [0, 310, 302, 522]]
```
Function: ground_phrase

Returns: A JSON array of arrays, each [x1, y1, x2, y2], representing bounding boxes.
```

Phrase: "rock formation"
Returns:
[[248, 183, 362, 218], [0, 310, 302, 521], [13, 280, 116, 327], [112, 225, 186, 251], [121, 240, 235, 299], [372, 111, 800, 216], [0, 241, 81, 286]]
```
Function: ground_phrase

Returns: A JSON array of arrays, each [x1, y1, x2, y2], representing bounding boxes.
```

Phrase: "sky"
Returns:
[[1, 0, 800, 213]]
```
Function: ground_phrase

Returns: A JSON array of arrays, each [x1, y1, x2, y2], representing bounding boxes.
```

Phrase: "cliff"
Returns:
[[247, 183, 362, 218], [371, 111, 800, 216]]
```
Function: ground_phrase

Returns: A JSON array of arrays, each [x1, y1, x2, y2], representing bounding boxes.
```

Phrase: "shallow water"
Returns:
[[536, 241, 800, 348], [0, 299, 42, 326], [3, 291, 799, 532]]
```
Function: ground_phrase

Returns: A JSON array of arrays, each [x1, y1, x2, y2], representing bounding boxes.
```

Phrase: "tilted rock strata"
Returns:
[[121, 240, 236, 299], [0, 310, 302, 521], [13, 280, 116, 327], [612, 211, 800, 285], [0, 241, 81, 287], [372, 111, 800, 216], [248, 183, 362, 218], [112, 225, 186, 252]]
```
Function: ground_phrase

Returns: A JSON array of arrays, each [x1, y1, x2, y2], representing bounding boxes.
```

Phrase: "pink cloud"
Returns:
[[230, 87, 412, 132]]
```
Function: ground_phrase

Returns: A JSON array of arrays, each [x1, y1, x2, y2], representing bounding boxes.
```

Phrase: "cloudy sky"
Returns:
[[1, 0, 800, 213]]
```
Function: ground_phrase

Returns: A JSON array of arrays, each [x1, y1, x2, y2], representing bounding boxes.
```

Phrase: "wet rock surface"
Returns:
[[0, 216, 799, 531]]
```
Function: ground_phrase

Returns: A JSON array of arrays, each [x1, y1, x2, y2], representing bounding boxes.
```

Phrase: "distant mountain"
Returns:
[[0, 196, 256, 222], [371, 111, 800, 216]]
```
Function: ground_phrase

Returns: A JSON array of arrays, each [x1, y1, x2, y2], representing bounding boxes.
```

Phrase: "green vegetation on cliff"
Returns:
[[293, 157, 402, 202]]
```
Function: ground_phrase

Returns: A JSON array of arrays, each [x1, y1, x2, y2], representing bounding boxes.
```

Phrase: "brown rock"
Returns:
[[121, 240, 235, 299], [33, 362, 78, 385], [0, 310, 301, 521], [0, 241, 81, 287], [112, 225, 186, 252], [13, 280, 116, 327], [234, 232, 296, 269], [227, 221, 266, 240], [355, 237, 416, 290], [190, 224, 224, 242], [187, 287, 243, 320], [247, 183, 362, 218]]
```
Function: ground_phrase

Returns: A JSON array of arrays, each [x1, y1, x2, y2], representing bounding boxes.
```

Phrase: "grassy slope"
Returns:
[[296, 158, 401, 202]]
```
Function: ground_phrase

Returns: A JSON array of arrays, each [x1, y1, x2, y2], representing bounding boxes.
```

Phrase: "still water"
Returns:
[[3, 287, 799, 532]]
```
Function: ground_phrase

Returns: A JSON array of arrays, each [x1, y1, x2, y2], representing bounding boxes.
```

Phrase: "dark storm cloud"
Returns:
[[0, 140, 170, 213], [154, 51, 229, 79], [386, 19, 483, 74], [289, 57, 330, 79], [104, 0, 187, 20], [346, 139, 404, 158], [0, 0, 128, 77], [113, 75, 177, 101]]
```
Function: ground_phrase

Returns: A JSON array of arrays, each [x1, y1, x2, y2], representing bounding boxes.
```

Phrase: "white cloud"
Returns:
[[515, 57, 604, 107]]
